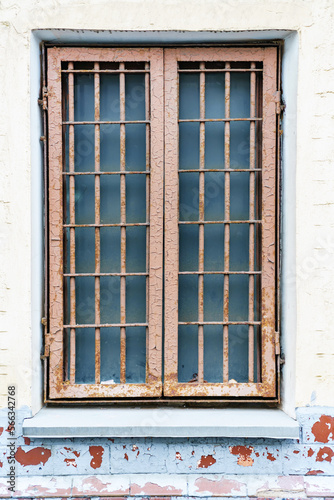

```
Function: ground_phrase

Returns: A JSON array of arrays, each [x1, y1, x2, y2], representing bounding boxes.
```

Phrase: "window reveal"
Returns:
[[46, 46, 279, 401]]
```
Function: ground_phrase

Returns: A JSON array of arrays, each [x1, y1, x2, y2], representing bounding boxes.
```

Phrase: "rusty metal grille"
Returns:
[[46, 46, 278, 401]]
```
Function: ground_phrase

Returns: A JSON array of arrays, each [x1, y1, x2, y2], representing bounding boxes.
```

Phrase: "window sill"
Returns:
[[22, 407, 299, 439]]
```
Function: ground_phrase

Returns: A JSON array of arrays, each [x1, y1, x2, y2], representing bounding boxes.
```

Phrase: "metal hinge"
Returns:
[[38, 86, 48, 111], [275, 330, 280, 355], [274, 90, 285, 115], [41, 317, 50, 360]]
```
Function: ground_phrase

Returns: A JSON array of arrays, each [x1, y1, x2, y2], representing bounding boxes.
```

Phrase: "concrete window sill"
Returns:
[[22, 407, 299, 439]]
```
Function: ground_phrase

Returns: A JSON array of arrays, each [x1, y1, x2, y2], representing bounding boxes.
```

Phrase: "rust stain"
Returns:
[[311, 415, 334, 443], [24, 437, 30, 445], [124, 453, 129, 461], [308, 448, 315, 457], [64, 458, 77, 467], [175, 452, 183, 461], [306, 470, 324, 475], [316, 446, 334, 463], [229, 446, 254, 467], [15, 447, 51, 467], [197, 454, 216, 468], [267, 451, 276, 461], [89, 445, 104, 469]]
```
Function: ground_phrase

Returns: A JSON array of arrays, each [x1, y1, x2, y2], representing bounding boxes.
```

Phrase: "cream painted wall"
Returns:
[[0, 0, 333, 410]]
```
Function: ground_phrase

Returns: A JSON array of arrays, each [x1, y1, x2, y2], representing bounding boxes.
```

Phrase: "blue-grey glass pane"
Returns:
[[74, 125, 95, 172], [100, 227, 121, 273], [230, 121, 250, 169], [179, 172, 199, 221], [204, 224, 225, 271], [100, 277, 120, 324], [100, 125, 120, 172], [100, 327, 120, 383], [100, 74, 120, 121], [126, 326, 146, 383], [179, 123, 200, 170], [63, 74, 69, 122], [75, 227, 95, 273], [178, 325, 198, 382], [229, 275, 249, 321], [228, 325, 248, 382], [75, 175, 95, 224], [64, 277, 71, 325], [64, 125, 69, 171], [126, 276, 146, 323], [74, 74, 94, 121], [125, 74, 145, 121], [65, 177, 70, 224], [126, 174, 146, 223], [126, 226, 146, 273], [230, 224, 249, 271], [204, 325, 224, 382], [179, 224, 198, 272], [254, 275, 261, 321], [204, 274, 224, 321], [230, 172, 249, 220], [100, 175, 120, 223], [75, 328, 95, 384], [179, 73, 199, 119], [76, 277, 95, 324], [254, 325, 260, 383], [178, 274, 198, 322], [64, 228, 70, 274], [64, 328, 70, 381], [230, 73, 250, 118], [204, 172, 225, 221], [125, 124, 146, 171], [205, 73, 225, 119], [205, 122, 225, 168]]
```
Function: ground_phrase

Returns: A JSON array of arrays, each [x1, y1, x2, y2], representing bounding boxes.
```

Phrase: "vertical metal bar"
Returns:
[[145, 62, 150, 382], [68, 62, 76, 385], [94, 62, 101, 384], [198, 63, 205, 384], [223, 62, 230, 383], [248, 63, 256, 382], [119, 63, 126, 384]]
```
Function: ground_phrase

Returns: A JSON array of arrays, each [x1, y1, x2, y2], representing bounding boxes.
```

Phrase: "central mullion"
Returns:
[[198, 63, 205, 384], [119, 63, 127, 384], [94, 62, 101, 385]]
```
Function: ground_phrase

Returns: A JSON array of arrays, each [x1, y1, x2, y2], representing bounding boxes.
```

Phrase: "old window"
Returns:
[[45, 46, 280, 402]]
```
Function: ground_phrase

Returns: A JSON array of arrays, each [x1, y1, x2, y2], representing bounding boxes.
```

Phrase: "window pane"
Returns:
[[125, 73, 146, 121], [100, 277, 120, 324], [100, 74, 120, 121], [179, 224, 198, 272], [204, 224, 225, 271], [100, 327, 120, 383], [179, 73, 199, 119], [204, 325, 224, 382], [126, 276, 146, 323], [179, 172, 199, 221], [74, 74, 94, 121], [100, 175, 121, 224], [205, 73, 225, 119], [100, 125, 120, 172], [204, 274, 224, 321], [178, 325, 198, 382], [179, 123, 200, 170], [75, 227, 95, 273], [74, 125, 95, 172], [228, 325, 248, 382], [205, 122, 225, 168], [75, 175, 95, 224], [76, 277, 95, 324], [126, 174, 146, 223], [230, 224, 249, 271], [100, 227, 121, 273], [230, 73, 250, 118], [230, 172, 249, 220], [125, 124, 146, 171], [126, 326, 146, 383], [204, 172, 225, 221], [126, 226, 146, 273], [178, 274, 198, 322], [75, 328, 95, 384], [229, 275, 249, 321], [230, 121, 250, 169]]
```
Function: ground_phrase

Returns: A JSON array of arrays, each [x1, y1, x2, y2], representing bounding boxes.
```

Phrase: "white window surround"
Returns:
[[29, 29, 298, 437]]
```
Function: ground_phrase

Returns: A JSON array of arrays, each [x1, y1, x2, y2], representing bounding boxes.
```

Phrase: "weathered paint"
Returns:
[[311, 415, 334, 443], [316, 446, 334, 463], [15, 447, 51, 466], [229, 445, 254, 467], [197, 455, 216, 468], [89, 446, 104, 469]]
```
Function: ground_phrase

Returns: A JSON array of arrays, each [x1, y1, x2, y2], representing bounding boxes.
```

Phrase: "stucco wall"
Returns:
[[0, 0, 333, 410]]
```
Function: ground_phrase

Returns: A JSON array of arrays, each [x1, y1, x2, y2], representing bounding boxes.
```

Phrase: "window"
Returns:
[[45, 46, 280, 402]]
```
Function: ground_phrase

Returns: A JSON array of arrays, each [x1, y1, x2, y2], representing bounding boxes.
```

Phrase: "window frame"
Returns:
[[44, 44, 281, 403]]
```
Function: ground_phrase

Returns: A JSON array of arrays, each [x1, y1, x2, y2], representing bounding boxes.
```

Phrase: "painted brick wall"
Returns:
[[0, 407, 333, 497]]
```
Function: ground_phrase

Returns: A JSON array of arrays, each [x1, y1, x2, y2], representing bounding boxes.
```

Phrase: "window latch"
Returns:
[[41, 316, 50, 360], [274, 90, 285, 114], [38, 86, 48, 111]]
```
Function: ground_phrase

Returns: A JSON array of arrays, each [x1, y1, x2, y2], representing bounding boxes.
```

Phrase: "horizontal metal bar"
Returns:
[[64, 323, 148, 329], [178, 220, 262, 225], [179, 118, 262, 123], [179, 168, 262, 173], [178, 68, 263, 73], [178, 321, 261, 326], [63, 120, 150, 125], [61, 69, 150, 74], [63, 223, 149, 228], [63, 171, 150, 176], [64, 272, 148, 277], [178, 271, 261, 275]]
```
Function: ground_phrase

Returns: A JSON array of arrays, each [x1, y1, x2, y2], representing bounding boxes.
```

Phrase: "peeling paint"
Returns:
[[267, 451, 276, 461], [89, 445, 104, 469], [0, 427, 3, 436], [0, 461, 3, 468], [197, 454, 216, 468], [316, 446, 334, 463], [229, 446, 254, 467], [23, 437, 31, 445], [308, 448, 315, 457], [175, 452, 183, 461], [311, 415, 334, 443], [124, 453, 129, 461], [15, 447, 51, 467], [306, 469, 324, 475], [64, 458, 77, 467]]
